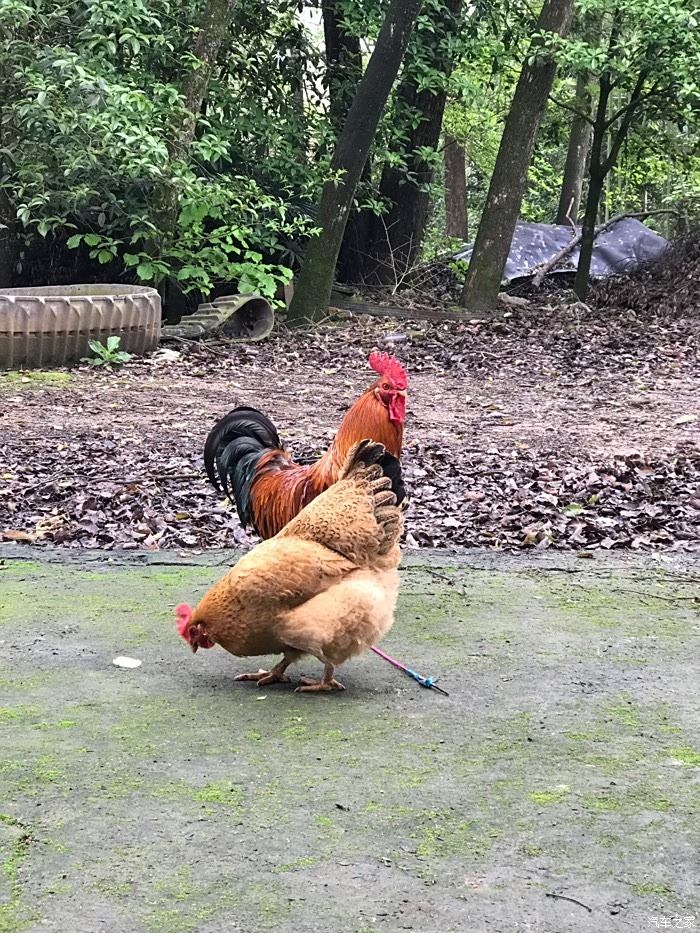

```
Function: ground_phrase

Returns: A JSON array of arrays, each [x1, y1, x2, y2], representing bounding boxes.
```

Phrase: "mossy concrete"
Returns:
[[0, 547, 698, 932], [0, 371, 72, 392]]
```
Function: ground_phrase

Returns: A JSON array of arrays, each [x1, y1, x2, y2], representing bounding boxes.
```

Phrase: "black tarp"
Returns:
[[455, 218, 668, 284]]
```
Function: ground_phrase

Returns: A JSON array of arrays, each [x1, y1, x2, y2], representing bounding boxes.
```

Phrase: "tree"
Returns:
[[459, 0, 575, 312], [322, 0, 378, 283], [562, 0, 700, 299], [363, 0, 464, 285], [321, 0, 364, 134], [0, 0, 320, 297], [154, 0, 238, 240], [555, 73, 593, 223], [287, 0, 424, 325], [444, 134, 468, 239]]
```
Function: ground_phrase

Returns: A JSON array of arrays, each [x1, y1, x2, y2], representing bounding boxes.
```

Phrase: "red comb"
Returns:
[[175, 603, 192, 638], [368, 352, 408, 390]]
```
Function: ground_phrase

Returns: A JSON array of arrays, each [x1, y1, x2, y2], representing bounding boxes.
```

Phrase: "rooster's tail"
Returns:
[[203, 406, 287, 529]]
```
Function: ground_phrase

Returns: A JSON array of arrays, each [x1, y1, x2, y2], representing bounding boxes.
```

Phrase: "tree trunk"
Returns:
[[322, 0, 363, 134], [0, 68, 17, 288], [322, 0, 374, 285], [460, 0, 575, 312], [574, 169, 605, 299], [556, 73, 593, 224], [360, 0, 463, 286], [287, 0, 424, 325], [574, 66, 647, 299], [154, 0, 238, 238], [444, 134, 468, 239], [0, 188, 17, 288]]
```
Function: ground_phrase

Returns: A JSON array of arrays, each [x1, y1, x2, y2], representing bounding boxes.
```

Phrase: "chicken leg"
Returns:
[[295, 663, 345, 693], [235, 655, 294, 686]]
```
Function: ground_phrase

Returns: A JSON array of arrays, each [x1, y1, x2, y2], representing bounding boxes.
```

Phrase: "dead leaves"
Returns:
[[0, 287, 698, 553], [404, 445, 700, 552]]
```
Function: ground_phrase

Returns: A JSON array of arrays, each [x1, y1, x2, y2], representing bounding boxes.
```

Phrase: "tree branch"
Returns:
[[602, 69, 649, 175], [549, 93, 595, 125], [603, 77, 661, 130], [531, 209, 679, 288]]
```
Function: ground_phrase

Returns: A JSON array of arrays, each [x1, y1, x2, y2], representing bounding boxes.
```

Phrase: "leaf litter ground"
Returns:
[[1, 297, 698, 552]]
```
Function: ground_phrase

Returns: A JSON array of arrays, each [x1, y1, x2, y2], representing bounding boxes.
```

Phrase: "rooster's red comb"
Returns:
[[369, 352, 408, 390]]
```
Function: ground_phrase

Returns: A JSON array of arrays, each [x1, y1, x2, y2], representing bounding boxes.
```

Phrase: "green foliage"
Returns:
[[81, 336, 133, 368], [0, 0, 321, 295], [0, 0, 698, 295]]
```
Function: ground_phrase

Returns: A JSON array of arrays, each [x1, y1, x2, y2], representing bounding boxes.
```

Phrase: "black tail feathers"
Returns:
[[379, 451, 406, 506], [203, 407, 282, 528], [342, 440, 406, 506]]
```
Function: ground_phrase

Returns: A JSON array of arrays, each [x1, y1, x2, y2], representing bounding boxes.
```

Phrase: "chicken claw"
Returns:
[[295, 664, 345, 693], [296, 678, 345, 693], [235, 658, 292, 686]]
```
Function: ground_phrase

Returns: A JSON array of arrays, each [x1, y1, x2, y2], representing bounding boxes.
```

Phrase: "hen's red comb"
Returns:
[[175, 603, 193, 639], [369, 352, 408, 390]]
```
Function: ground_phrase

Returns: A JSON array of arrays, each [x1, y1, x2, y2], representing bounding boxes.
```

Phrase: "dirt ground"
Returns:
[[1, 546, 699, 932], [1, 304, 699, 552]]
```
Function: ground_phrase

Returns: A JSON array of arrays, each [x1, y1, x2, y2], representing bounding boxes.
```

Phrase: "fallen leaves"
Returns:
[[403, 444, 700, 551], [0, 287, 698, 553]]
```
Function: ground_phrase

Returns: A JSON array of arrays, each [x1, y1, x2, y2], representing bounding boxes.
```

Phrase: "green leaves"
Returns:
[[81, 336, 133, 368]]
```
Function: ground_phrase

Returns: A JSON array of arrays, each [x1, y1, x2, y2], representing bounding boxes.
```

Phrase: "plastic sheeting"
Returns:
[[455, 218, 668, 284]]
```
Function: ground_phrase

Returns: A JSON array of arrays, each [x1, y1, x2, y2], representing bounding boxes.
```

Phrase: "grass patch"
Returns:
[[632, 882, 673, 897], [669, 747, 700, 767], [194, 782, 244, 811], [274, 856, 320, 873], [529, 786, 569, 805], [0, 371, 72, 391]]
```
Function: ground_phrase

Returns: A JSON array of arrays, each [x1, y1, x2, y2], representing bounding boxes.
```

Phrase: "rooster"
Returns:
[[203, 352, 407, 539], [177, 440, 403, 692]]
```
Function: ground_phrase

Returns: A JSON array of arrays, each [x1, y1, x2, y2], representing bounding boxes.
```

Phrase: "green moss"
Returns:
[[244, 729, 262, 742], [581, 793, 621, 811], [194, 782, 244, 811], [93, 878, 135, 897], [32, 719, 79, 731], [632, 882, 673, 897], [529, 787, 569, 805], [582, 789, 670, 813], [0, 707, 40, 722], [669, 747, 700, 767], [274, 855, 320, 873], [0, 371, 72, 390], [411, 810, 499, 859], [563, 730, 608, 742], [605, 700, 642, 729], [280, 723, 308, 738], [32, 755, 63, 784], [519, 842, 543, 857], [144, 899, 237, 933], [0, 819, 33, 932]]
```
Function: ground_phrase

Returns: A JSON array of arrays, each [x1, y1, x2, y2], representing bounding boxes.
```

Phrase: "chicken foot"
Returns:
[[296, 662, 345, 693], [235, 656, 294, 686]]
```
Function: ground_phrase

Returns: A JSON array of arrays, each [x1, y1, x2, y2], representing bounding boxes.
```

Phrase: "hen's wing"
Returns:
[[276, 440, 403, 567], [220, 537, 357, 616]]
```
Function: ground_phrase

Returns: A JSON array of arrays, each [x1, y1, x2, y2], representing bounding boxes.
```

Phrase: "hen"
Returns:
[[176, 440, 403, 693], [203, 352, 407, 539]]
